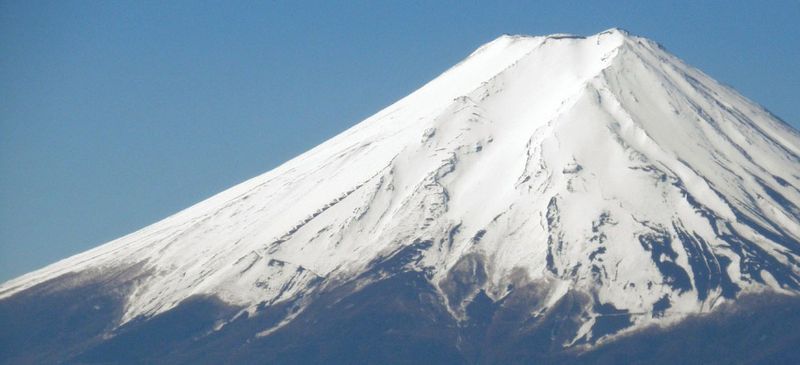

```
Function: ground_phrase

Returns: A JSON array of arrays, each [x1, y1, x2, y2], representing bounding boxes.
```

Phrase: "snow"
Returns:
[[2, 28, 799, 341]]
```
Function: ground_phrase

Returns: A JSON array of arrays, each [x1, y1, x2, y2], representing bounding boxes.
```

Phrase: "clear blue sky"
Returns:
[[1, 1, 798, 282]]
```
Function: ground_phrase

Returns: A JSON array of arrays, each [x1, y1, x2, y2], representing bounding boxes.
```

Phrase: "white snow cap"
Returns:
[[2, 29, 799, 342]]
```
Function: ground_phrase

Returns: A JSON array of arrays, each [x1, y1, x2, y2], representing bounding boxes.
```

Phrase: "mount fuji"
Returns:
[[2, 29, 800, 364]]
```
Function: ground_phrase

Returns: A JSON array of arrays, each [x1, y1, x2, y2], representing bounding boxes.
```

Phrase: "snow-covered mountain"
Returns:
[[2, 28, 800, 364]]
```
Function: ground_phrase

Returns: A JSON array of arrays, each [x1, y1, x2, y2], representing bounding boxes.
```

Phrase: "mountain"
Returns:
[[2, 28, 800, 364]]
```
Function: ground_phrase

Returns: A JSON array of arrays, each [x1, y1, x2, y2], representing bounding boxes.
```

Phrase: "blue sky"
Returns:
[[1, 1, 798, 282]]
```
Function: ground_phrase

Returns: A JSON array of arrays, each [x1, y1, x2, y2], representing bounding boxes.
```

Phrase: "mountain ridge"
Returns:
[[2, 29, 799, 363]]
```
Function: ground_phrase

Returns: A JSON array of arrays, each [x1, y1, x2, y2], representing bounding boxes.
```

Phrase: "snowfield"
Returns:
[[2, 28, 799, 346]]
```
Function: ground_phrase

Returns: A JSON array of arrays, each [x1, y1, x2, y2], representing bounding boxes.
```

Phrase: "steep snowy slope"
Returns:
[[2, 29, 800, 362]]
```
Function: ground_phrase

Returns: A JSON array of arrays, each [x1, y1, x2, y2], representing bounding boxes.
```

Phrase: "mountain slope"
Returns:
[[2, 28, 800, 364]]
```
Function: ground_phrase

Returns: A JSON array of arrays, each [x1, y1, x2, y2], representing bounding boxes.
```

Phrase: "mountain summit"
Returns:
[[2, 29, 800, 364]]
